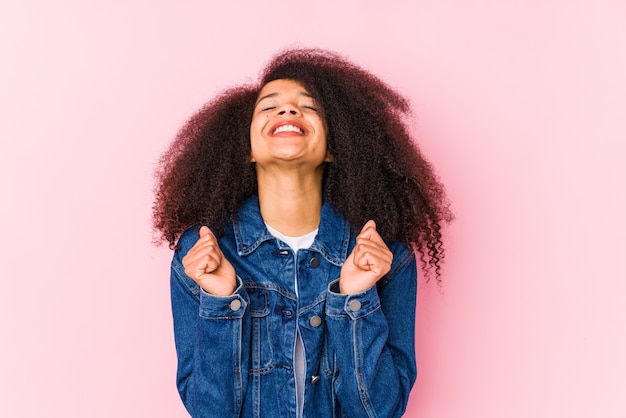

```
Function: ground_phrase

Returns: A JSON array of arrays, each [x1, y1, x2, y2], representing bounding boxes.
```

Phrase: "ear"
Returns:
[[324, 149, 333, 162]]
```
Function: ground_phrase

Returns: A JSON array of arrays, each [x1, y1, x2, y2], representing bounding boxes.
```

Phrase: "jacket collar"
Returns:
[[232, 195, 351, 266]]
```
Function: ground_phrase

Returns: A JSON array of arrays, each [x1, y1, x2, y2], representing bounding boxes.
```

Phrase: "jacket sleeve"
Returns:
[[324, 243, 417, 418], [170, 238, 250, 418]]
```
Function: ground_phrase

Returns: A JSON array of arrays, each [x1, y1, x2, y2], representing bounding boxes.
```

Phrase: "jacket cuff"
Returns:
[[198, 276, 248, 319], [325, 279, 381, 319]]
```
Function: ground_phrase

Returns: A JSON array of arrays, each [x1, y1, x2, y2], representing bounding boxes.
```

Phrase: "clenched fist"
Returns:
[[339, 220, 393, 294], [182, 226, 237, 296]]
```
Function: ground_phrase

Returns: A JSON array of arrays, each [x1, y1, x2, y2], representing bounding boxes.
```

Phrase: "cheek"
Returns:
[[249, 122, 258, 161], [249, 133, 258, 161], [249, 142, 257, 162], [249, 122, 267, 162], [249, 117, 262, 140], [250, 115, 269, 134]]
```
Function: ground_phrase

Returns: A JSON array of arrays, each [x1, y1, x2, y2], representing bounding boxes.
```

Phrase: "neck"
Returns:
[[256, 165, 324, 236]]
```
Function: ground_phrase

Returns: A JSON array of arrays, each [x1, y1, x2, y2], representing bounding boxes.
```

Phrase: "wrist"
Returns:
[[201, 280, 237, 296], [339, 277, 371, 295]]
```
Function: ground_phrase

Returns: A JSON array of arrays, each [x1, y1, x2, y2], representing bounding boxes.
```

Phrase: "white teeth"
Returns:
[[273, 125, 303, 134]]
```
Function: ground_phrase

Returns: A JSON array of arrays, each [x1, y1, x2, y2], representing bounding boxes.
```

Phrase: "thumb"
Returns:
[[359, 220, 377, 237], [362, 220, 376, 231], [199, 226, 211, 237]]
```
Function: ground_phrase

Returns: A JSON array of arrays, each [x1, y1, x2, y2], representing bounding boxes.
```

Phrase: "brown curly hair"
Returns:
[[153, 48, 452, 281]]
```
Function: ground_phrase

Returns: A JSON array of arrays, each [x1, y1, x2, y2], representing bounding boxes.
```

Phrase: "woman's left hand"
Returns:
[[339, 220, 393, 294]]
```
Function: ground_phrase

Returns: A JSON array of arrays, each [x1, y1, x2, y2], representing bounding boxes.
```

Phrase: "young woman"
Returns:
[[154, 48, 451, 418]]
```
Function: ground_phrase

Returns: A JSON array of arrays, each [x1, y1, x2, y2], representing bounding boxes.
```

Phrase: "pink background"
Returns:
[[1, 1, 625, 417]]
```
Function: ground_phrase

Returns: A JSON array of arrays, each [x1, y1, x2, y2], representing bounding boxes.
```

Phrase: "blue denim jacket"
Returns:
[[170, 196, 417, 418]]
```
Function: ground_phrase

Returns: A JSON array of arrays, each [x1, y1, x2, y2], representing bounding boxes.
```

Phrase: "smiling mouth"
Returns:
[[272, 124, 305, 135]]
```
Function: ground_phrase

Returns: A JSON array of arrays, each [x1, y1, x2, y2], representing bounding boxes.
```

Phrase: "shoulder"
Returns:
[[175, 225, 202, 258], [380, 240, 416, 287], [387, 240, 414, 265], [169, 226, 203, 298], [175, 223, 238, 259]]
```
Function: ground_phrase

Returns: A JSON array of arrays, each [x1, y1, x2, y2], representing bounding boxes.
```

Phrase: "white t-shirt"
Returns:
[[265, 224, 317, 417]]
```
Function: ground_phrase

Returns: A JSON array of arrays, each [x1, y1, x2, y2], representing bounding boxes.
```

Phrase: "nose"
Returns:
[[277, 104, 300, 116]]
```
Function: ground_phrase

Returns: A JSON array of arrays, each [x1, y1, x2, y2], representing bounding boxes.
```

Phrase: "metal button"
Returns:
[[229, 299, 241, 311], [309, 257, 320, 268], [311, 375, 320, 384], [309, 315, 322, 327], [349, 300, 361, 312]]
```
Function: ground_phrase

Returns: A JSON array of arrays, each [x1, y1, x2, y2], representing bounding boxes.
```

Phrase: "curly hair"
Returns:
[[153, 48, 452, 281]]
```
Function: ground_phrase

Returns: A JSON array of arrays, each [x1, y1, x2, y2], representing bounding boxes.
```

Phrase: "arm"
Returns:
[[325, 224, 417, 417], [170, 227, 250, 418]]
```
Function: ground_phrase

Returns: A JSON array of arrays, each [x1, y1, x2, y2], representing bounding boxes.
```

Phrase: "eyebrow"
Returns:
[[255, 91, 315, 106]]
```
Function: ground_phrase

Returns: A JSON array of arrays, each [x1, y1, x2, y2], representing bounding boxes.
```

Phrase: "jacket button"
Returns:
[[309, 315, 322, 327], [311, 375, 320, 384], [229, 299, 241, 311], [349, 300, 361, 312], [309, 257, 320, 268]]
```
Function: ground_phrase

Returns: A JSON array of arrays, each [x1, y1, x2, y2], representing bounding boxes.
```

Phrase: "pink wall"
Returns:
[[1, 1, 625, 417]]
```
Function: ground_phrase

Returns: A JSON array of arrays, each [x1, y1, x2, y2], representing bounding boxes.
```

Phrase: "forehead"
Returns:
[[257, 79, 311, 100]]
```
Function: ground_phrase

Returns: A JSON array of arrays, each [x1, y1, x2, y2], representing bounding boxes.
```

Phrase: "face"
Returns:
[[250, 79, 331, 168]]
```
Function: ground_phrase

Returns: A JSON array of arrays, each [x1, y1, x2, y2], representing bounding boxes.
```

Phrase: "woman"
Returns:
[[154, 48, 451, 418]]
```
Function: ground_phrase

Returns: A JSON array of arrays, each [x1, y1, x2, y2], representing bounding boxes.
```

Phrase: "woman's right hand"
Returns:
[[182, 226, 237, 296]]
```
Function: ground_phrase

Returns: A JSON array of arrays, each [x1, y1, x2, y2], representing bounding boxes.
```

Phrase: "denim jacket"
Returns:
[[170, 196, 417, 418]]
